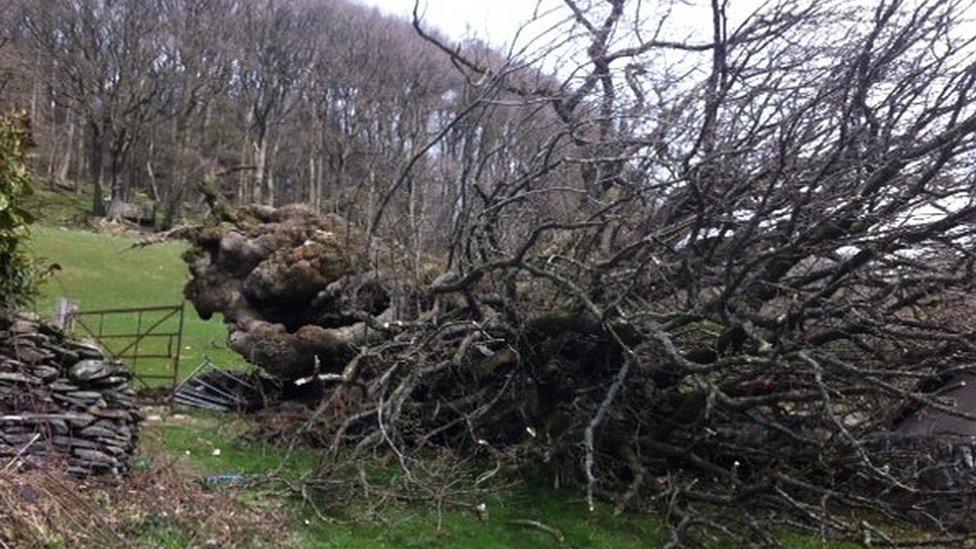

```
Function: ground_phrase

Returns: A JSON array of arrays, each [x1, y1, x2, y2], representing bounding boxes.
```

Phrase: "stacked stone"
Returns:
[[0, 315, 141, 476]]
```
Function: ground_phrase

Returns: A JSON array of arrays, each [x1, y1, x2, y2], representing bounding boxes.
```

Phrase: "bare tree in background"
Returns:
[[234, 0, 317, 206], [20, 0, 170, 216], [4, 0, 474, 224], [150, 0, 234, 228], [0, 12, 12, 97]]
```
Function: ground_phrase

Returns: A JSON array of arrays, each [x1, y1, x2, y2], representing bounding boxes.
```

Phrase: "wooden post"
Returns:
[[54, 298, 78, 332]]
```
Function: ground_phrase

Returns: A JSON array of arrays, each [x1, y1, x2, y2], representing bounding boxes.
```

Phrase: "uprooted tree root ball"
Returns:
[[182, 204, 420, 380]]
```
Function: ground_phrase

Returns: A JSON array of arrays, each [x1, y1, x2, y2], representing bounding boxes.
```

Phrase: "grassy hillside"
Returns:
[[21, 187, 94, 228], [27, 225, 243, 385]]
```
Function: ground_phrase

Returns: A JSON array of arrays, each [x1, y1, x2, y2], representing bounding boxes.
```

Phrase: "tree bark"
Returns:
[[55, 110, 75, 184], [253, 133, 268, 205], [108, 129, 131, 205], [89, 121, 106, 217], [238, 109, 254, 204]]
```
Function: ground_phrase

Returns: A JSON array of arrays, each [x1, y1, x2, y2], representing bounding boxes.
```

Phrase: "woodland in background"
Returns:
[[0, 0, 518, 246], [7, 0, 976, 546]]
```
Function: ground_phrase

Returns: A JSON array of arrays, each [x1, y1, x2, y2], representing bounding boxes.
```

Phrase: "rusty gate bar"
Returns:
[[134, 309, 143, 371], [174, 302, 185, 388], [66, 303, 186, 389]]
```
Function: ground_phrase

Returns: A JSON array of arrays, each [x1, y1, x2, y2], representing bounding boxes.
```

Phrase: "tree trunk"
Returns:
[[238, 110, 254, 204], [308, 155, 317, 209], [28, 64, 39, 129], [264, 137, 279, 206], [253, 136, 267, 205], [109, 157, 124, 204], [161, 120, 191, 229], [89, 122, 106, 217], [73, 121, 85, 194], [55, 110, 75, 184], [146, 134, 159, 201]]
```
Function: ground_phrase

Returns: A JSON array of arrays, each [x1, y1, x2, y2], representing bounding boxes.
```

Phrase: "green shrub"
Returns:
[[0, 111, 39, 309]]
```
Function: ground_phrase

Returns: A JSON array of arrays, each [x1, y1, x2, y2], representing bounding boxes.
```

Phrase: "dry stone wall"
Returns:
[[0, 315, 141, 475]]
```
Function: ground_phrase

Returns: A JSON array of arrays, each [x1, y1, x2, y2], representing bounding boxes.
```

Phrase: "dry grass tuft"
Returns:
[[0, 445, 291, 547], [0, 467, 122, 547], [114, 456, 290, 546]]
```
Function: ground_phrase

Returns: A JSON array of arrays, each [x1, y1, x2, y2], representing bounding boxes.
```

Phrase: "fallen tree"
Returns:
[[180, 0, 976, 544]]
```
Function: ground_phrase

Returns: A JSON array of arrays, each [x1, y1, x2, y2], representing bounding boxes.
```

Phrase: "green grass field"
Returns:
[[21, 187, 94, 227], [27, 225, 245, 385]]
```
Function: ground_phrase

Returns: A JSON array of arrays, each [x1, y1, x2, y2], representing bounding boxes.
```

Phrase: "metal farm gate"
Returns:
[[64, 303, 186, 389]]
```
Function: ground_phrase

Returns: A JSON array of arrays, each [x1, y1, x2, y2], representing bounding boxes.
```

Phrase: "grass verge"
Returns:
[[145, 413, 668, 548]]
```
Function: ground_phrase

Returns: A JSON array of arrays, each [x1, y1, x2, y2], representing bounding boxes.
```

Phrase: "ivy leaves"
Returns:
[[0, 111, 39, 308]]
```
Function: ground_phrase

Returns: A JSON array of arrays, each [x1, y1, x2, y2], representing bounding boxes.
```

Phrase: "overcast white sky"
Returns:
[[356, 1, 976, 47], [358, 0, 798, 42], [354, 0, 781, 80], [357, 0, 553, 45]]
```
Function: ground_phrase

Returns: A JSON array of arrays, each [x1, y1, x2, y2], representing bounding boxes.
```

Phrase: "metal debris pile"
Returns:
[[0, 315, 141, 475], [174, 358, 271, 413]]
